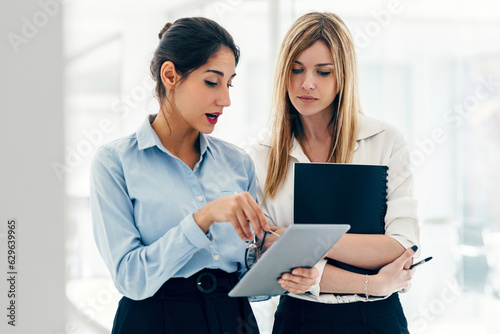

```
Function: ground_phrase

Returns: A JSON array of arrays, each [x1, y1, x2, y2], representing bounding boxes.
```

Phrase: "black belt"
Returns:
[[153, 268, 239, 299]]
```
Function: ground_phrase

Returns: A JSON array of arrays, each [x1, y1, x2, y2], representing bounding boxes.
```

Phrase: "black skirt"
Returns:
[[272, 293, 409, 334], [112, 268, 259, 334]]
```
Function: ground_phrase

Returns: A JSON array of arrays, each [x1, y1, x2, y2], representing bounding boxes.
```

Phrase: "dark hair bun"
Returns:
[[158, 22, 173, 40]]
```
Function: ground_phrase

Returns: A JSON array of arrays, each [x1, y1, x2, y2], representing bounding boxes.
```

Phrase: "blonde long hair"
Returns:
[[264, 12, 362, 201]]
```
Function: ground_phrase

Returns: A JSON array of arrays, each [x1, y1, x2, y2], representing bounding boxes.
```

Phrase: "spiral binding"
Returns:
[[381, 166, 389, 233]]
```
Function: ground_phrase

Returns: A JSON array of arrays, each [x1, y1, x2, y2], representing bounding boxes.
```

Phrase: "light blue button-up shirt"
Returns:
[[90, 114, 256, 300]]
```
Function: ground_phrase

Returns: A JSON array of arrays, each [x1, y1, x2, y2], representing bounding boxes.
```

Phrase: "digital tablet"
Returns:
[[228, 224, 350, 297]]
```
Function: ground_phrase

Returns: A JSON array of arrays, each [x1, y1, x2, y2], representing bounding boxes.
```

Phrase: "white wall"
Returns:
[[0, 0, 65, 333]]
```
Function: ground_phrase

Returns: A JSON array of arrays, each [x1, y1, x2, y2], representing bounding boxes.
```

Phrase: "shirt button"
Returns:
[[197, 196, 203, 202], [233, 191, 238, 195], [213, 255, 219, 261], [195, 163, 200, 169]]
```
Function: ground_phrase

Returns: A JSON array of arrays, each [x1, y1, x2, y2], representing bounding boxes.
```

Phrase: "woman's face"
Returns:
[[172, 47, 236, 134], [288, 40, 338, 119]]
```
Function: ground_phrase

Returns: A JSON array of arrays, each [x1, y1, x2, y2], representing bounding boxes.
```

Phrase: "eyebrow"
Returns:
[[206, 69, 237, 78], [294, 61, 334, 67]]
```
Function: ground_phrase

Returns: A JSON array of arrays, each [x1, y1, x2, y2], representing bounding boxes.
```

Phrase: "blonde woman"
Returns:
[[250, 12, 420, 333]]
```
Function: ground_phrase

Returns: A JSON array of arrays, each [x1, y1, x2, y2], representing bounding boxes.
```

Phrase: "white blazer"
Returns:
[[248, 114, 420, 304]]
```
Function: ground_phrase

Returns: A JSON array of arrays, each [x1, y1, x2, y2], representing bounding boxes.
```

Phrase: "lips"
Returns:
[[298, 95, 318, 103], [206, 112, 221, 125]]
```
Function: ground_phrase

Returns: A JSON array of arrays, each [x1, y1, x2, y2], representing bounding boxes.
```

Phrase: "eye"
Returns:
[[205, 80, 217, 87], [292, 68, 303, 74], [227, 83, 234, 88], [318, 71, 331, 77]]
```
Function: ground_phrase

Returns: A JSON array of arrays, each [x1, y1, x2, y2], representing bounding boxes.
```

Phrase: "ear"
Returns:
[[160, 61, 180, 91]]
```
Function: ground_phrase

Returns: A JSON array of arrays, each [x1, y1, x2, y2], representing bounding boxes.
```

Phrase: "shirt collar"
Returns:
[[290, 137, 310, 162], [259, 113, 385, 155], [137, 114, 214, 159], [137, 114, 159, 150], [199, 132, 214, 160], [356, 114, 384, 141]]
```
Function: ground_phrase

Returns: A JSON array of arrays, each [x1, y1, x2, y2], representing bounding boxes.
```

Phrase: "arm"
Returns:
[[320, 246, 417, 296], [90, 147, 212, 300], [325, 234, 404, 270]]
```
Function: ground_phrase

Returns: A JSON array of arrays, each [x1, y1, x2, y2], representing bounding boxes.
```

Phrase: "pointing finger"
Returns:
[[396, 245, 418, 267]]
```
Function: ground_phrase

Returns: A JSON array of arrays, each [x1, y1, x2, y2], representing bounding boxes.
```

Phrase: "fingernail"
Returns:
[[278, 279, 284, 284], [265, 224, 270, 230], [411, 245, 418, 252]]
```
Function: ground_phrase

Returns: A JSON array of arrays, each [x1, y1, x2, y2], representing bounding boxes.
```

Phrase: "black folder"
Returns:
[[293, 163, 389, 275]]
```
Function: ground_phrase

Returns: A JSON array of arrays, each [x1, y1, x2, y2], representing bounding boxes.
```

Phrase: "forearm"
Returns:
[[325, 234, 405, 269], [320, 245, 416, 296], [319, 264, 367, 294]]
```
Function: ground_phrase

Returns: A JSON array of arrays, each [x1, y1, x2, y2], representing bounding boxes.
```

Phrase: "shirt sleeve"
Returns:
[[384, 131, 421, 256], [90, 147, 212, 300]]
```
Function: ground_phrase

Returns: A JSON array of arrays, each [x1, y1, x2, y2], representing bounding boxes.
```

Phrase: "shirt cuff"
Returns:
[[180, 214, 212, 249], [306, 259, 327, 296]]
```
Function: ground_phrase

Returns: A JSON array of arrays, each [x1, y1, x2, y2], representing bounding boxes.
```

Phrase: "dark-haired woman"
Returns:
[[90, 17, 319, 334]]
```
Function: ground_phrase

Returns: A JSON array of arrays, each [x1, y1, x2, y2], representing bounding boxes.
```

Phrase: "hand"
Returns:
[[278, 267, 320, 294], [261, 226, 286, 251], [369, 246, 417, 296], [193, 192, 269, 241]]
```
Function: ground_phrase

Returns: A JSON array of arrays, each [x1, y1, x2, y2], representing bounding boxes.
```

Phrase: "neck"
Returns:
[[299, 110, 333, 142], [152, 108, 200, 157], [298, 109, 335, 163]]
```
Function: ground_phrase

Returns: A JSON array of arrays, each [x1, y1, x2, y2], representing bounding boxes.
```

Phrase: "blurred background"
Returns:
[[2, 0, 500, 333]]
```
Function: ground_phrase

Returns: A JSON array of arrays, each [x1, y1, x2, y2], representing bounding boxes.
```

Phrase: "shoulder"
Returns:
[[92, 133, 138, 169], [358, 114, 406, 144], [207, 135, 250, 158], [246, 141, 270, 161], [206, 136, 255, 170]]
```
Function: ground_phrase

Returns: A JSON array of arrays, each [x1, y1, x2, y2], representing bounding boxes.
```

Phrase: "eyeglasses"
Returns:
[[245, 230, 280, 269]]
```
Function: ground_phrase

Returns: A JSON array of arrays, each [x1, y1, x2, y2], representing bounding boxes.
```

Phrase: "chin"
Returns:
[[296, 108, 321, 117], [199, 126, 216, 134]]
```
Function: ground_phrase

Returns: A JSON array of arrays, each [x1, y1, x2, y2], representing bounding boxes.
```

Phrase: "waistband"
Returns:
[[152, 268, 239, 299], [278, 293, 403, 322]]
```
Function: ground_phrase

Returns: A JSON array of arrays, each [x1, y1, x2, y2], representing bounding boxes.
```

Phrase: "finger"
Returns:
[[395, 245, 418, 267], [269, 225, 280, 232], [281, 271, 317, 286], [240, 197, 265, 239], [278, 279, 311, 294], [228, 214, 248, 241], [235, 209, 253, 240], [403, 257, 413, 270], [246, 193, 270, 231], [243, 205, 264, 240], [291, 267, 320, 280], [243, 193, 269, 237]]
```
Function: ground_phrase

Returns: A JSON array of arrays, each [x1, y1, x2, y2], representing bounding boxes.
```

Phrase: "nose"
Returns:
[[302, 73, 315, 91], [216, 87, 231, 107]]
